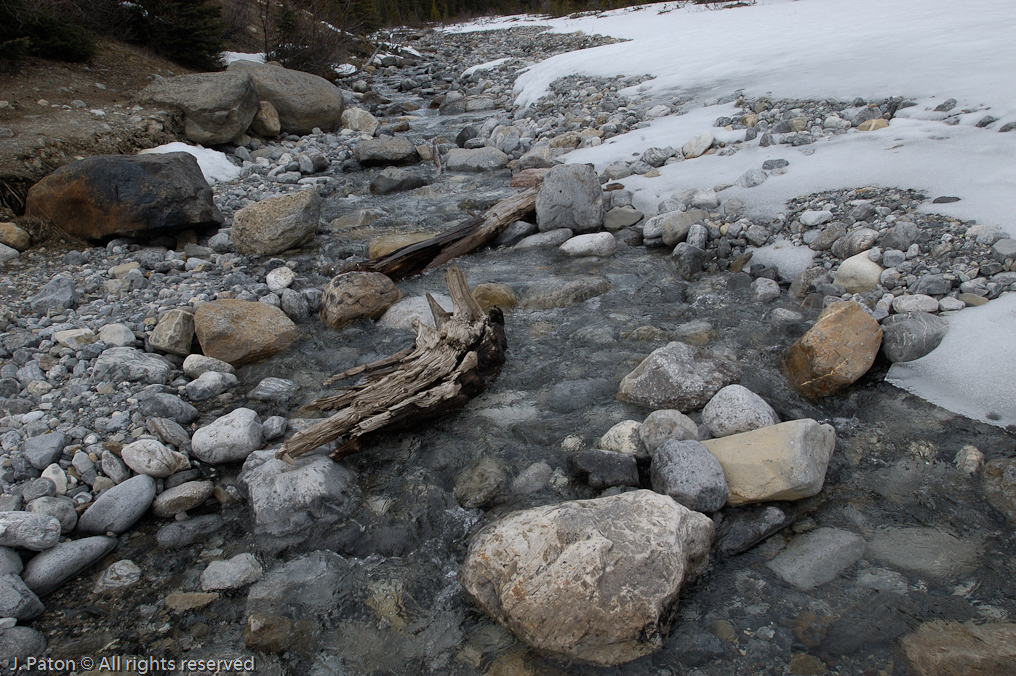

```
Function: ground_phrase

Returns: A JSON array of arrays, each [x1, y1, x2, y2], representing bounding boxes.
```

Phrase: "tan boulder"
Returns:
[[250, 100, 281, 137], [781, 301, 881, 398], [702, 418, 836, 506], [194, 300, 300, 366], [231, 190, 320, 256], [149, 308, 195, 356], [0, 223, 30, 251], [138, 71, 259, 145], [471, 283, 517, 311], [901, 621, 1016, 676], [319, 272, 402, 329], [341, 107, 379, 135], [858, 118, 888, 131]]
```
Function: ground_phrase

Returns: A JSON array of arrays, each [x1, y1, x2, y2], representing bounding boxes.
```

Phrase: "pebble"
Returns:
[[94, 559, 142, 592], [200, 553, 263, 591]]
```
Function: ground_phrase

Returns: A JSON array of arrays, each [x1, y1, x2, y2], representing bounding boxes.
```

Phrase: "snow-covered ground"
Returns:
[[448, 0, 1016, 427], [138, 142, 242, 184]]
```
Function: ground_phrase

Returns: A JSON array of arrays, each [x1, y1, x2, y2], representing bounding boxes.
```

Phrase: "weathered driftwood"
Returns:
[[352, 185, 538, 282], [277, 267, 507, 463]]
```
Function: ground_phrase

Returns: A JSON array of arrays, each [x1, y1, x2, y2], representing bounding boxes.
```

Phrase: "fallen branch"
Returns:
[[278, 266, 507, 462], [352, 185, 538, 282]]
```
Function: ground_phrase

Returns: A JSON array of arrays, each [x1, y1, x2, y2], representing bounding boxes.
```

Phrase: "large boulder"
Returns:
[[194, 300, 300, 366], [444, 147, 509, 172], [782, 301, 882, 398], [617, 341, 740, 411], [231, 189, 320, 256], [137, 71, 259, 145], [353, 136, 419, 167], [24, 153, 223, 241], [535, 164, 604, 233], [226, 61, 344, 134], [702, 418, 836, 505], [319, 271, 402, 329], [880, 311, 949, 363], [458, 490, 714, 666]]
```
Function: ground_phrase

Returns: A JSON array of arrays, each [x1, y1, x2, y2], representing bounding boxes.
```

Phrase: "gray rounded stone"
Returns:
[[535, 164, 604, 234], [650, 440, 729, 512], [0, 574, 43, 619], [77, 474, 156, 535], [701, 385, 780, 438], [0, 512, 61, 551], [22, 536, 118, 596], [880, 312, 949, 363]]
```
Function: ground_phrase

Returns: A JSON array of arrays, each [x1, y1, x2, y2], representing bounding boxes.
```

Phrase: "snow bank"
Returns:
[[462, 57, 510, 78], [139, 143, 241, 185], [220, 51, 266, 66]]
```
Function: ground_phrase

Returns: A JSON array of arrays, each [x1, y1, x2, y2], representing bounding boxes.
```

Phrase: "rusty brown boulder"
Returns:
[[24, 153, 223, 241], [194, 300, 300, 366], [781, 301, 882, 398]]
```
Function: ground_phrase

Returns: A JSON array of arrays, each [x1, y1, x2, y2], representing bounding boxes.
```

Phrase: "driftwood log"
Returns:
[[278, 267, 507, 463], [353, 185, 538, 282]]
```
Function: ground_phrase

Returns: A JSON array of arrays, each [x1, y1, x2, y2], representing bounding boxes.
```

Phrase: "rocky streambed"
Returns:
[[0, 23, 1015, 676]]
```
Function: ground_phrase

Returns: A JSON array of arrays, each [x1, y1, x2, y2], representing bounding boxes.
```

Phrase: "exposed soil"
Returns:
[[0, 40, 192, 218]]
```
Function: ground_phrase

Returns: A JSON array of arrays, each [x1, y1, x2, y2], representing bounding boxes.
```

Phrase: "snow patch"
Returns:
[[462, 57, 510, 78], [139, 143, 241, 185], [219, 51, 265, 66], [746, 240, 815, 283]]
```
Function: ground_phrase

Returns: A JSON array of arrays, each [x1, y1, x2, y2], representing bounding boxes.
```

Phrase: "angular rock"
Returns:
[[444, 147, 509, 172], [565, 449, 639, 489], [651, 440, 728, 512], [24, 153, 223, 240], [182, 354, 235, 379], [94, 559, 142, 592], [152, 480, 214, 517], [194, 300, 300, 366], [353, 136, 419, 167], [247, 377, 297, 403], [782, 301, 882, 398], [227, 61, 344, 134], [231, 189, 320, 256], [866, 527, 980, 579], [598, 420, 646, 458], [149, 308, 194, 356], [651, 210, 709, 246], [185, 370, 238, 401], [138, 391, 199, 424], [0, 574, 44, 620], [881, 221, 919, 251], [77, 474, 156, 535], [250, 99, 281, 137], [92, 347, 171, 385], [983, 458, 1016, 523], [0, 547, 23, 575], [640, 409, 699, 453], [156, 514, 223, 549], [25, 496, 76, 533], [201, 552, 263, 591], [454, 457, 507, 509], [28, 276, 79, 315], [191, 408, 263, 464], [701, 384, 779, 438], [320, 271, 402, 329], [23, 432, 68, 470], [766, 527, 865, 590], [0, 626, 46, 661], [901, 621, 1016, 676], [535, 164, 604, 234], [714, 504, 795, 557], [239, 451, 359, 538], [98, 323, 136, 347], [137, 71, 259, 145], [880, 312, 949, 363], [21, 536, 117, 596], [458, 490, 714, 666], [617, 341, 740, 412], [121, 439, 190, 478], [702, 418, 836, 505], [603, 206, 643, 231], [0, 512, 61, 551], [369, 166, 429, 194], [341, 107, 379, 135]]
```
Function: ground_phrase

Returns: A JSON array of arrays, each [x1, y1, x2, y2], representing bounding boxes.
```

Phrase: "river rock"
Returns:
[[250, 100, 280, 136], [901, 620, 1016, 676], [701, 385, 779, 438], [682, 131, 714, 159], [121, 439, 190, 478], [0, 548, 22, 575], [0, 574, 43, 620], [25, 496, 77, 533], [369, 166, 429, 194], [472, 283, 517, 311], [137, 71, 259, 144], [77, 474, 156, 535], [23, 432, 68, 470], [149, 308, 194, 356], [0, 222, 30, 251], [353, 136, 419, 167], [377, 294, 453, 330], [231, 189, 320, 256], [892, 294, 940, 314], [239, 451, 359, 538], [766, 527, 865, 590], [881, 221, 919, 251], [201, 553, 263, 591], [444, 147, 510, 172], [560, 232, 616, 257], [0, 512, 60, 550], [831, 227, 879, 259], [138, 391, 199, 425], [227, 60, 344, 134], [714, 504, 795, 557], [320, 271, 402, 328], [535, 164, 604, 233], [341, 107, 379, 135], [24, 153, 223, 240], [186, 370, 238, 401], [651, 440, 728, 512], [702, 418, 835, 505], [566, 449, 639, 489], [152, 480, 215, 517], [617, 341, 740, 411], [98, 323, 136, 347], [454, 457, 507, 508], [156, 514, 223, 549], [182, 354, 235, 379], [598, 420, 646, 457], [640, 409, 699, 453], [194, 300, 300, 366], [513, 228, 573, 249], [0, 626, 46, 661], [782, 301, 882, 398], [880, 312, 949, 362], [983, 458, 1016, 523], [191, 408, 263, 464], [21, 536, 117, 596], [866, 527, 980, 579], [93, 347, 171, 385], [94, 559, 142, 592], [458, 490, 713, 666], [833, 251, 883, 293], [27, 276, 79, 315], [653, 210, 709, 246]]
